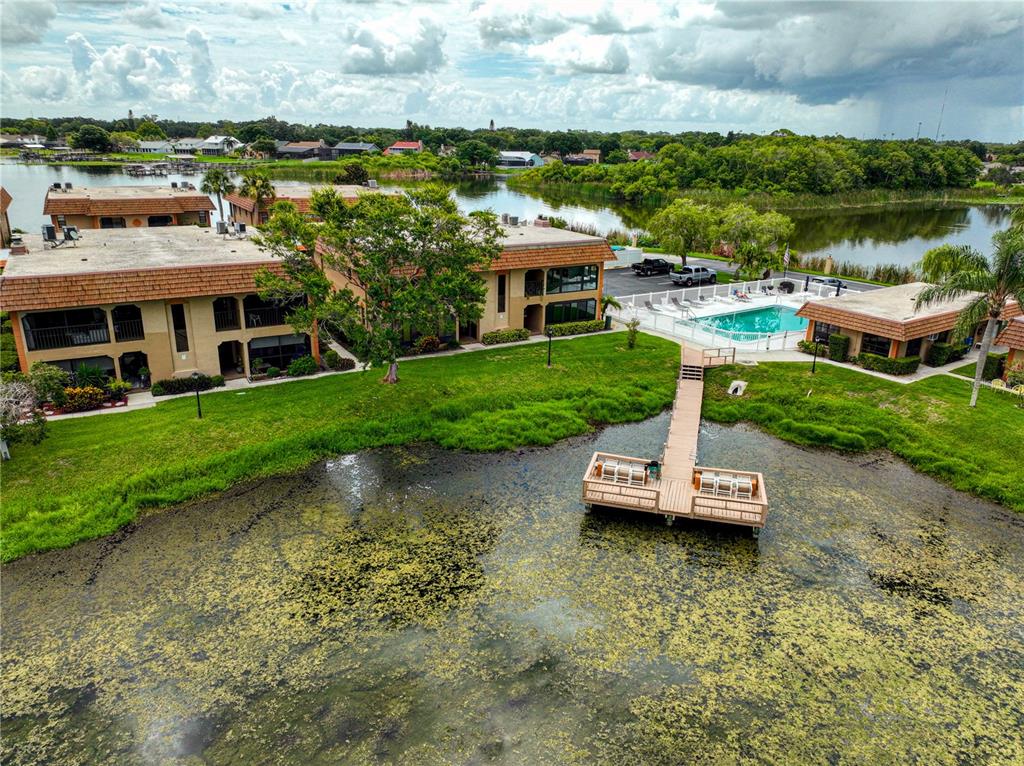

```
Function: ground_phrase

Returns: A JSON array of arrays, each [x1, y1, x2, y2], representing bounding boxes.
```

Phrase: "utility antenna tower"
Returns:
[[934, 88, 948, 141]]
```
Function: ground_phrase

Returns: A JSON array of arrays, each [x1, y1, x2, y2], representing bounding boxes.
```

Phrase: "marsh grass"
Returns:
[[703, 362, 1024, 511], [0, 334, 680, 561]]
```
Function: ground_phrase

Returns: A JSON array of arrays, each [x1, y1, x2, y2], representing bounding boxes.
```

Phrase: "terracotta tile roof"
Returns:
[[0, 186, 11, 213], [388, 141, 423, 150], [0, 261, 284, 312], [997, 316, 1024, 350], [225, 186, 371, 214], [43, 187, 214, 217]]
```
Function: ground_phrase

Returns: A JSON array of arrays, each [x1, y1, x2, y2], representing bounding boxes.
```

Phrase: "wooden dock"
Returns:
[[581, 346, 769, 533]]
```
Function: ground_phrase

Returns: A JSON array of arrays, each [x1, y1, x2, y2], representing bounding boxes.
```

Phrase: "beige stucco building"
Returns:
[[43, 185, 215, 232], [225, 184, 385, 227], [0, 228, 312, 383], [320, 223, 614, 342]]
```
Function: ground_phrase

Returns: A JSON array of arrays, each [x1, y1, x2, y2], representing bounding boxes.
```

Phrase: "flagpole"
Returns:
[[782, 243, 790, 278]]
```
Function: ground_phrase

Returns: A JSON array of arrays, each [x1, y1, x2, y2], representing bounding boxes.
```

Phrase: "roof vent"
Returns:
[[9, 235, 28, 255], [64, 182, 72, 190]]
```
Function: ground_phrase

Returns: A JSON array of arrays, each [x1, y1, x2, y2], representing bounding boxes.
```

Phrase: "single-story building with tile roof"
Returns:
[[224, 183, 391, 227], [0, 227, 314, 383], [996, 317, 1024, 375], [319, 222, 615, 343], [43, 185, 215, 232], [796, 282, 1021, 360], [383, 141, 423, 155]]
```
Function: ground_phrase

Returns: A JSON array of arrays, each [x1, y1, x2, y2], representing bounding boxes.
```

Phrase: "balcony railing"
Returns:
[[25, 323, 109, 351], [215, 310, 241, 331], [244, 306, 288, 328], [113, 319, 144, 342], [525, 280, 544, 297]]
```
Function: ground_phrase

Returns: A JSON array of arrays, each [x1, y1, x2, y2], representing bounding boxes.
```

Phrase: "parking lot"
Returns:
[[603, 257, 881, 298]]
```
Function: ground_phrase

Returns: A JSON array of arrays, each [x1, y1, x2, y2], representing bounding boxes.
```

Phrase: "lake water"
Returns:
[[0, 162, 1013, 268], [3, 418, 1023, 765]]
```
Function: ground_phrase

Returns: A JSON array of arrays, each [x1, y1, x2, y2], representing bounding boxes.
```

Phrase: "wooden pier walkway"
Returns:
[[581, 345, 769, 533]]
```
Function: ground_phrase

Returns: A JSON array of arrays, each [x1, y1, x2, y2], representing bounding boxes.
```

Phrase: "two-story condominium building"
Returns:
[[320, 223, 614, 343], [224, 183, 387, 227], [43, 185, 215, 232], [0, 228, 313, 384]]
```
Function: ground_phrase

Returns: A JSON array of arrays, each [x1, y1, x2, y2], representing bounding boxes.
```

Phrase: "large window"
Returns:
[[112, 304, 144, 342], [248, 334, 310, 370], [546, 265, 598, 295], [47, 355, 115, 380], [22, 308, 108, 351], [170, 304, 189, 352], [545, 299, 596, 325], [860, 333, 891, 356], [100, 216, 126, 229], [497, 274, 507, 313], [813, 321, 841, 343]]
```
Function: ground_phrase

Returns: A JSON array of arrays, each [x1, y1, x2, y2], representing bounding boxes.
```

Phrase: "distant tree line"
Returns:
[[515, 135, 984, 201]]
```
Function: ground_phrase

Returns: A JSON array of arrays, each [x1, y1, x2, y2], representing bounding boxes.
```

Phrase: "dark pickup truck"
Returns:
[[632, 258, 673, 277]]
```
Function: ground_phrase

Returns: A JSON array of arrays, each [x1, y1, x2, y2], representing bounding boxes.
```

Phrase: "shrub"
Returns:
[[287, 355, 319, 377], [62, 386, 107, 412], [324, 349, 343, 369], [857, 352, 920, 375], [1006, 362, 1024, 387], [482, 328, 530, 345], [149, 374, 226, 396], [924, 342, 965, 367], [74, 363, 108, 388], [797, 340, 828, 356], [266, 366, 282, 378], [545, 320, 605, 337], [827, 334, 850, 362], [105, 379, 133, 400], [626, 318, 640, 349], [332, 357, 356, 371], [981, 353, 1006, 381], [413, 334, 442, 354], [28, 362, 70, 406]]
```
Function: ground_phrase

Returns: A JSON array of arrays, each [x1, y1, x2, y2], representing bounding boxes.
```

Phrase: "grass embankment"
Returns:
[[703, 362, 1024, 511], [0, 334, 679, 561]]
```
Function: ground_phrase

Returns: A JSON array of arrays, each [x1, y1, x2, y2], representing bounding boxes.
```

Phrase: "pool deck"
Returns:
[[581, 345, 769, 532]]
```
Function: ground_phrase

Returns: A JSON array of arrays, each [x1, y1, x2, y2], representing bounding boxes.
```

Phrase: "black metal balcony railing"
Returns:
[[525, 280, 544, 297], [113, 319, 144, 342], [214, 310, 241, 331], [244, 306, 288, 328], [25, 323, 109, 351]]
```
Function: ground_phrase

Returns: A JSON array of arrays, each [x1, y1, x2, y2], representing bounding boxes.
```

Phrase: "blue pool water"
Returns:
[[697, 305, 808, 336]]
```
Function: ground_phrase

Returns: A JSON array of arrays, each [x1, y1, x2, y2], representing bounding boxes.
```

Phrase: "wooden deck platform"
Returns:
[[581, 345, 768, 532]]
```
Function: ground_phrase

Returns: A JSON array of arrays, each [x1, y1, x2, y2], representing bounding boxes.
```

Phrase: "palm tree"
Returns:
[[239, 169, 275, 222], [600, 294, 622, 315], [916, 228, 1024, 407], [200, 167, 236, 223]]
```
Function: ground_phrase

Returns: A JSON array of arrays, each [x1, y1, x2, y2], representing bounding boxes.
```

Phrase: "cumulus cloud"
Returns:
[[185, 27, 214, 98], [528, 32, 630, 74], [122, 0, 169, 28], [472, 0, 676, 45], [62, 32, 181, 101], [1, 0, 57, 44], [340, 13, 446, 74], [16, 65, 70, 99]]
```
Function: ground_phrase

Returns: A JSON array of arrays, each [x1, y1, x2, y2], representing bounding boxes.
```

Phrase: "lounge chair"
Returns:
[[671, 297, 691, 310]]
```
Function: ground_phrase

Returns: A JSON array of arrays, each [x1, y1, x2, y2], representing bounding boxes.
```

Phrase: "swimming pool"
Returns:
[[696, 305, 808, 337]]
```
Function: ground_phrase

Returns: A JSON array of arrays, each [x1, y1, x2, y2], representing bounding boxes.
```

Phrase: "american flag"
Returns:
[[783, 245, 790, 266]]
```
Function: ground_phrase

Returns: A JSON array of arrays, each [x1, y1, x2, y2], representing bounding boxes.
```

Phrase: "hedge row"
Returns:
[[797, 340, 828, 356], [151, 374, 226, 397], [546, 320, 606, 337], [924, 342, 965, 367], [482, 328, 530, 345], [857, 352, 920, 375], [828, 333, 850, 362]]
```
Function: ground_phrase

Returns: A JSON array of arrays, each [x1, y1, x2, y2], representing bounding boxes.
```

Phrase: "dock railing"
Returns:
[[690, 466, 768, 528], [582, 451, 660, 512]]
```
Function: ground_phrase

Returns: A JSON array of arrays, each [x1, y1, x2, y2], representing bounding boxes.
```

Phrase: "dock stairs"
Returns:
[[680, 363, 704, 381]]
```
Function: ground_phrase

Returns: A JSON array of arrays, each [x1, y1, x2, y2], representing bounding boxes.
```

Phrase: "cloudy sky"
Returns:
[[2, 0, 1022, 140]]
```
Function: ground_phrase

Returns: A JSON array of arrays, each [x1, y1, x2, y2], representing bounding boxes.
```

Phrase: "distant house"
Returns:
[[224, 183, 393, 226], [627, 150, 656, 162], [384, 140, 423, 155], [0, 134, 47, 148], [327, 142, 379, 160], [132, 141, 174, 154], [582, 148, 602, 163], [276, 140, 327, 160], [497, 151, 545, 168], [198, 135, 243, 156], [171, 137, 204, 157], [564, 150, 600, 166]]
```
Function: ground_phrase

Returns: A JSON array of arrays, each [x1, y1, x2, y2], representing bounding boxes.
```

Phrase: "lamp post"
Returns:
[[191, 371, 203, 419], [546, 328, 553, 368], [811, 335, 819, 374]]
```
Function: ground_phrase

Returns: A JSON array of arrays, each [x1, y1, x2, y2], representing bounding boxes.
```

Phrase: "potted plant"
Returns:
[[138, 367, 151, 388]]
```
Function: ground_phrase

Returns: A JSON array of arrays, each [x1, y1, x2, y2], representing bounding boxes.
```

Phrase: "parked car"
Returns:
[[671, 265, 718, 286], [632, 258, 673, 277], [810, 276, 845, 288]]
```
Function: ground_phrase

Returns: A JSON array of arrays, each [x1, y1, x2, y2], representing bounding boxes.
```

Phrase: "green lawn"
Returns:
[[0, 334, 680, 561], [703, 362, 1024, 512]]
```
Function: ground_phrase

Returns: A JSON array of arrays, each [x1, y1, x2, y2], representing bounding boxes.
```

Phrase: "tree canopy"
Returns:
[[69, 125, 111, 152], [255, 186, 503, 383]]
